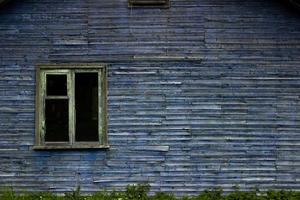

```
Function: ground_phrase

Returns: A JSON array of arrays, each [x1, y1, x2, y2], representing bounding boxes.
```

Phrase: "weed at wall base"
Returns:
[[1, 184, 300, 200]]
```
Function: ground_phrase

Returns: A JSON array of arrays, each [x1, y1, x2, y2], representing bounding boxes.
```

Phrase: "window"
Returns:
[[34, 64, 108, 149], [128, 0, 170, 8]]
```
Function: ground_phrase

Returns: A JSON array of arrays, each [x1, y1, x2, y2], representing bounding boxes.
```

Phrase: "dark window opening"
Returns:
[[46, 74, 67, 96], [128, 0, 169, 8], [45, 99, 69, 142], [75, 73, 99, 142]]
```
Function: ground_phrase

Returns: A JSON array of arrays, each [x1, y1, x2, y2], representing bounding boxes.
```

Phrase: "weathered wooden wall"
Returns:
[[0, 0, 300, 195]]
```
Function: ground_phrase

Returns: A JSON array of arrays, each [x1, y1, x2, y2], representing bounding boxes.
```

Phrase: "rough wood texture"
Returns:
[[0, 0, 300, 196]]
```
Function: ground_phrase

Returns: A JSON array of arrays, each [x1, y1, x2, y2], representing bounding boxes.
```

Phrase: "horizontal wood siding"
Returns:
[[0, 0, 300, 195]]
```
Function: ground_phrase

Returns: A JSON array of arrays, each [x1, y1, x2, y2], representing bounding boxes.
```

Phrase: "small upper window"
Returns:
[[128, 0, 170, 8], [34, 64, 108, 150]]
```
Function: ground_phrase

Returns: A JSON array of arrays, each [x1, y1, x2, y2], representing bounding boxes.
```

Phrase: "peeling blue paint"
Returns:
[[0, 0, 300, 196]]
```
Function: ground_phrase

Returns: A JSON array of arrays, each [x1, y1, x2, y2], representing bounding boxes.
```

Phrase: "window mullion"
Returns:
[[68, 71, 75, 145], [98, 70, 102, 145]]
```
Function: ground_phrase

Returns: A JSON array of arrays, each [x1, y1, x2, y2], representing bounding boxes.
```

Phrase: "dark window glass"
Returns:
[[46, 74, 67, 96], [75, 73, 99, 142], [45, 99, 69, 142], [131, 0, 167, 4], [129, 0, 169, 6]]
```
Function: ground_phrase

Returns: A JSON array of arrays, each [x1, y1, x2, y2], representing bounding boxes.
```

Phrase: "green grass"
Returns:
[[1, 184, 300, 200]]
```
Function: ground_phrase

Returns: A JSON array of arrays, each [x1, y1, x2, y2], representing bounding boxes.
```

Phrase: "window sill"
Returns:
[[33, 144, 110, 150]]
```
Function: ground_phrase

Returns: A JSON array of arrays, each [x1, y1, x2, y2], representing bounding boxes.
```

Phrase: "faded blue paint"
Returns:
[[0, 0, 300, 196]]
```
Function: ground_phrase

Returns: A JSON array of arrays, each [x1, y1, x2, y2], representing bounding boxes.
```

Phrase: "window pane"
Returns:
[[46, 74, 67, 96], [45, 99, 69, 142], [75, 73, 99, 142]]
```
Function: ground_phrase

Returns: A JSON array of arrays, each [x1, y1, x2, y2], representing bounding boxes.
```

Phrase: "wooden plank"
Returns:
[[0, 0, 300, 195]]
